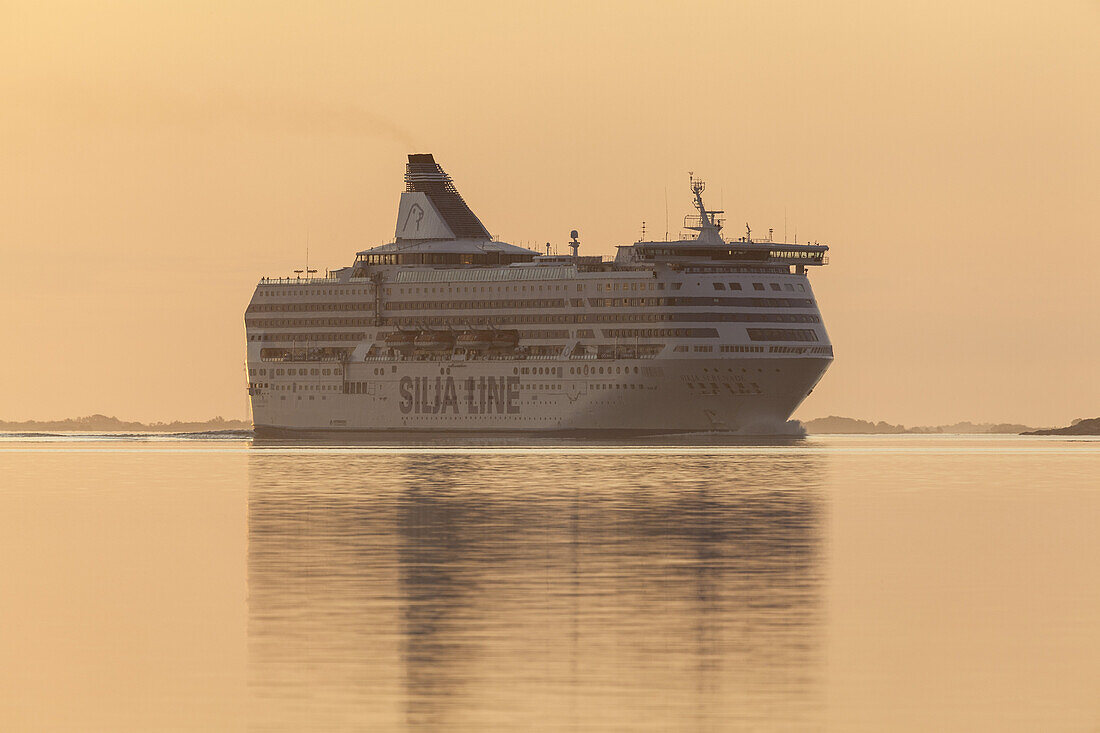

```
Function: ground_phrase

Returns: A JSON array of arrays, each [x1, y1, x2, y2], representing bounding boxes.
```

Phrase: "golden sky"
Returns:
[[1, 0, 1097, 425]]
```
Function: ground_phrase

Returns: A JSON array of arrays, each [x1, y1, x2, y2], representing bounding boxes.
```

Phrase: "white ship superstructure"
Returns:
[[245, 154, 832, 435]]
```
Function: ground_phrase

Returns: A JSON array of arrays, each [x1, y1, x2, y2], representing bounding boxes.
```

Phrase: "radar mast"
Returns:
[[685, 173, 724, 244]]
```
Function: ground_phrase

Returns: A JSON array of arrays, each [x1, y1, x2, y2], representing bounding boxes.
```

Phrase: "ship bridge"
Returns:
[[625, 240, 828, 268], [616, 174, 829, 271]]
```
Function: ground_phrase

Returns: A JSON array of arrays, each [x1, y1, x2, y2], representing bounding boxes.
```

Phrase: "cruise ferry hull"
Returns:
[[250, 356, 829, 436]]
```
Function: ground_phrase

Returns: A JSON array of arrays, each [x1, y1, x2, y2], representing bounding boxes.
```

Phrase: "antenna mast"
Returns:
[[685, 172, 724, 244], [664, 186, 669, 240]]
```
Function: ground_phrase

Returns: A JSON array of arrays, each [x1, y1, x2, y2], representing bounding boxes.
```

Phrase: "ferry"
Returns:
[[244, 154, 832, 435]]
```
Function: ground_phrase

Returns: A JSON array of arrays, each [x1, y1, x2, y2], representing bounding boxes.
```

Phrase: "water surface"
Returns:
[[1, 435, 1097, 731]]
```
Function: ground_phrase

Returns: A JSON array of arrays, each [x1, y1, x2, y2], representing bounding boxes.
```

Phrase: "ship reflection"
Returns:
[[247, 451, 827, 731]]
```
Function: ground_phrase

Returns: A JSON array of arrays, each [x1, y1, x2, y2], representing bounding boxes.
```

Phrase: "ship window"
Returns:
[[753, 283, 765, 291], [770, 283, 782, 291], [728, 283, 742, 290], [712, 283, 725, 290]]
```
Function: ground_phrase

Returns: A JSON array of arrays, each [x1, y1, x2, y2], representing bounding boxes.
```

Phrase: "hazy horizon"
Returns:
[[3, 1, 1098, 425]]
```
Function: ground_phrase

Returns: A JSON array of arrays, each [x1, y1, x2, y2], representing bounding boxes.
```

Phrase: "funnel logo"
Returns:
[[402, 203, 424, 233]]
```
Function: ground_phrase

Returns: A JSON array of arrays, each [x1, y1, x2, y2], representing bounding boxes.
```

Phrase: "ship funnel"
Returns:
[[396, 154, 491, 241]]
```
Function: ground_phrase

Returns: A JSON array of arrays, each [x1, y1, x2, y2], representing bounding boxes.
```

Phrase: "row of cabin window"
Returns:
[[248, 367, 344, 377], [567, 365, 643, 375], [393, 282, 665, 295], [596, 282, 664, 291], [746, 328, 820, 342], [258, 280, 807, 301], [398, 284, 576, 295], [678, 345, 773, 353], [246, 318, 373, 328], [256, 332, 366, 342], [268, 383, 340, 392], [586, 297, 814, 309], [247, 302, 374, 313], [602, 328, 719, 339], [385, 311, 819, 327], [388, 284, 584, 295], [389, 298, 567, 310], [258, 348, 352, 361], [389, 299, 818, 316], [714, 282, 806, 292]]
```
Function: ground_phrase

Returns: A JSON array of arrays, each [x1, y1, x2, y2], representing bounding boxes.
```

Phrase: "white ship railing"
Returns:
[[259, 277, 342, 285]]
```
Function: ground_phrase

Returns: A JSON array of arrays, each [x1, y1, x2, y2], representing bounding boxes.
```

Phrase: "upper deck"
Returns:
[[269, 154, 831, 286]]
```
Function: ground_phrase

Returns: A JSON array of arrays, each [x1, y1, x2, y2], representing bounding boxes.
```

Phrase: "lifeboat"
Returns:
[[456, 330, 494, 351], [414, 330, 455, 351], [384, 330, 417, 352]]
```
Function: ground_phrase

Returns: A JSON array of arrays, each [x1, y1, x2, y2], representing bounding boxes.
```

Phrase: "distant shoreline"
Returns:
[[800, 416, 1039, 435], [0, 415, 250, 433]]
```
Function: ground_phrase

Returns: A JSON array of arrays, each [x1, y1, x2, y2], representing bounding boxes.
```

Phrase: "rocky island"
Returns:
[[1022, 417, 1100, 436]]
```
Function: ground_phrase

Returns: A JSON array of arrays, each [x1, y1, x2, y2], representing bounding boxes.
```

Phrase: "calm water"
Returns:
[[1, 435, 1097, 731]]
